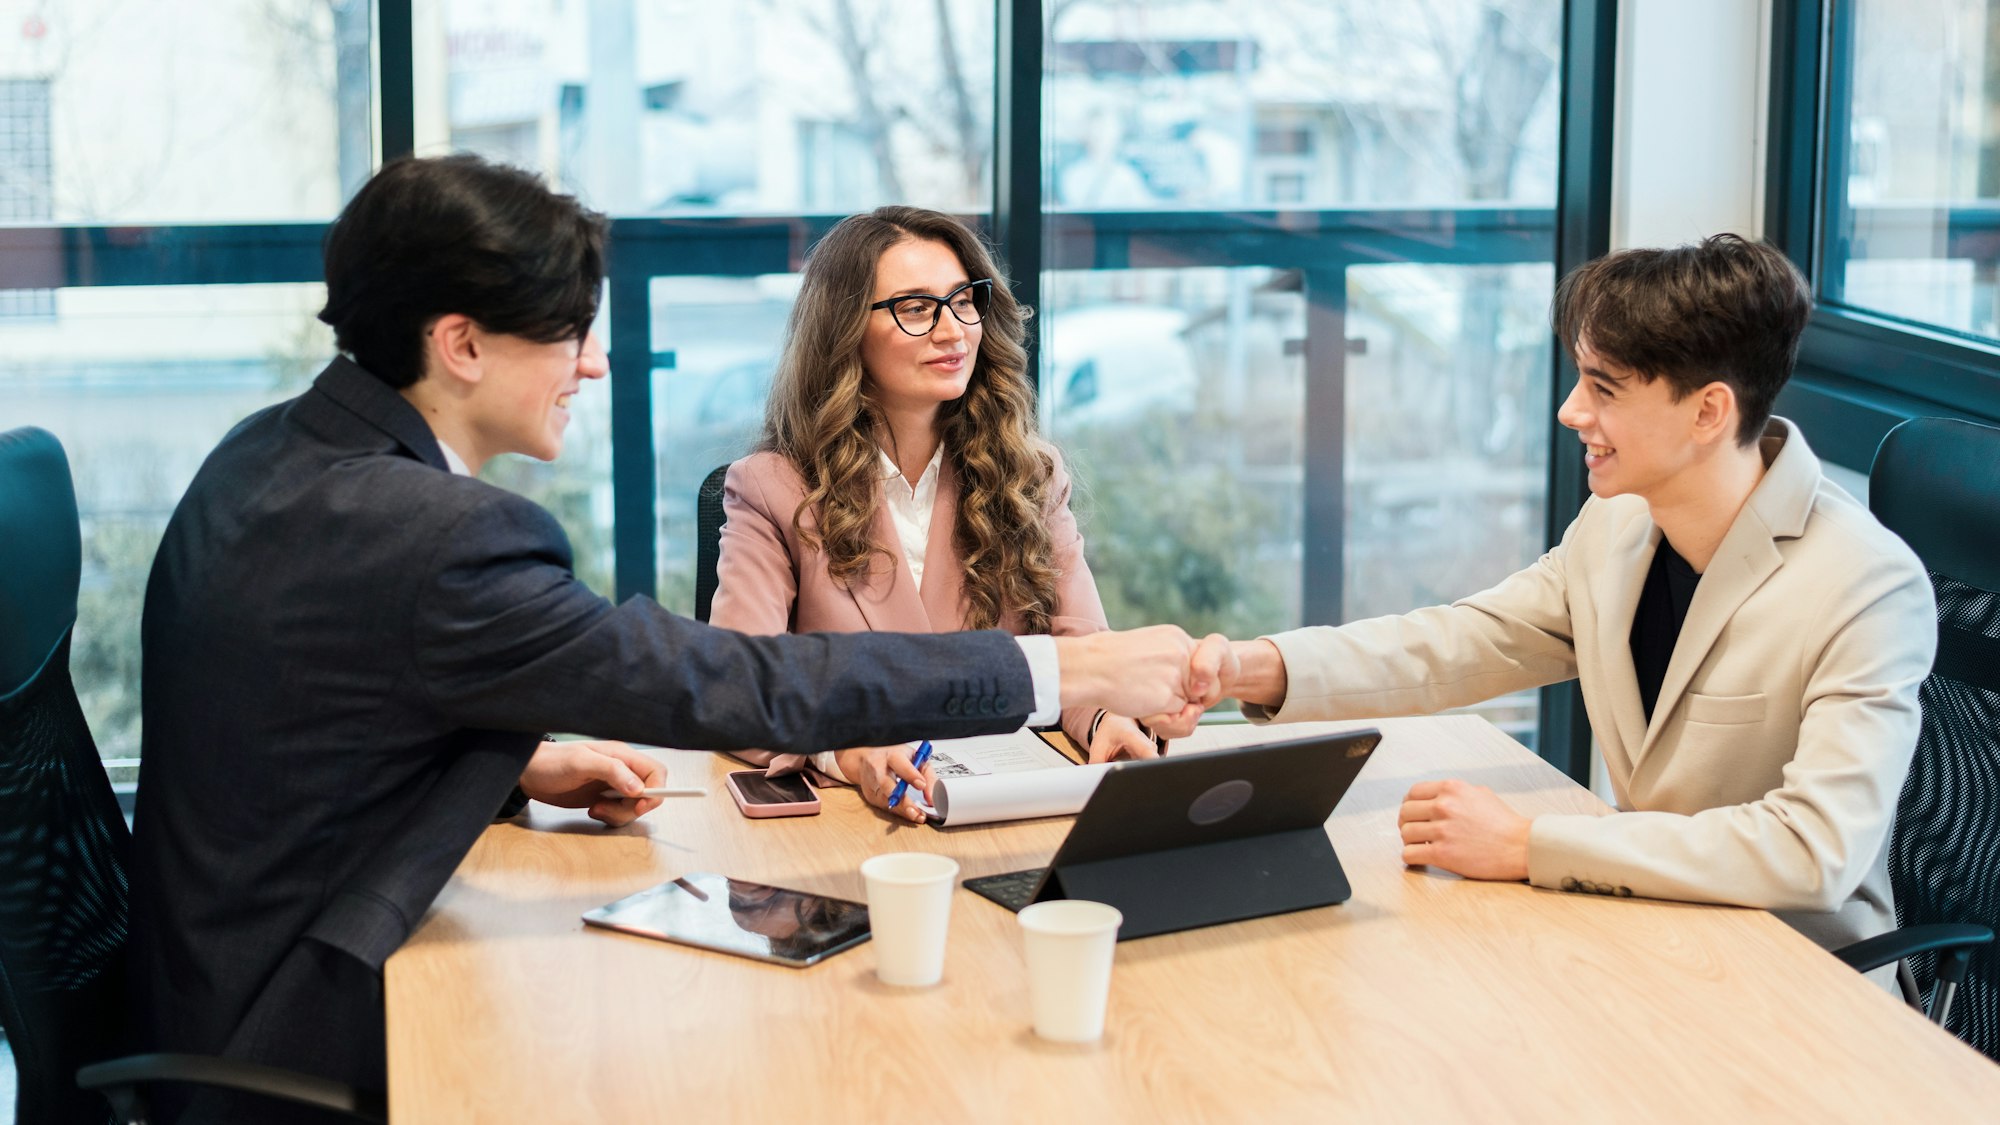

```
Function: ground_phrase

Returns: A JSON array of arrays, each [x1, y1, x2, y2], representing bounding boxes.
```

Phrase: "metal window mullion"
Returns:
[[1816, 0, 1858, 309], [1538, 0, 1618, 780], [1300, 266, 1349, 628], [995, 0, 1043, 388], [1764, 0, 1827, 273], [608, 264, 657, 604], [375, 0, 416, 163]]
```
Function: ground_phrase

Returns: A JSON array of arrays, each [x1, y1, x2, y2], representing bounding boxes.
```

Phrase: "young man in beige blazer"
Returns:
[[1215, 235, 1935, 975]]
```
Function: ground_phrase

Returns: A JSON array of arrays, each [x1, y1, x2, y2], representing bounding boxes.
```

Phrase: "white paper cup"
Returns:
[[860, 852, 959, 986], [1018, 899, 1123, 1042]]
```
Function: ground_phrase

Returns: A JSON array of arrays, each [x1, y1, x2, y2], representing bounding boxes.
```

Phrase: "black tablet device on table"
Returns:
[[963, 728, 1381, 940]]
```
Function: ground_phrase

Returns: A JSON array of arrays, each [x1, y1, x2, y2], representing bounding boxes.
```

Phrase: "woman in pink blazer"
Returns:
[[711, 206, 1158, 820]]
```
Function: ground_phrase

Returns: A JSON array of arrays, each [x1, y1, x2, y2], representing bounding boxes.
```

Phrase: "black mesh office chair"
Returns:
[[694, 463, 731, 623], [0, 427, 384, 1123], [1830, 417, 2000, 1060]]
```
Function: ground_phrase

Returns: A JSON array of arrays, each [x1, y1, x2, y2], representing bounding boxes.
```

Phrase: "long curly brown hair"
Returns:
[[759, 207, 1060, 633]]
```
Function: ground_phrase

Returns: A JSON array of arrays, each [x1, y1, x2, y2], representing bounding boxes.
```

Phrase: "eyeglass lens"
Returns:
[[890, 282, 990, 335]]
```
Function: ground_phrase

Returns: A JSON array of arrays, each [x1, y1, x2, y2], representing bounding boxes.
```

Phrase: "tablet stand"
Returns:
[[1031, 827, 1351, 940]]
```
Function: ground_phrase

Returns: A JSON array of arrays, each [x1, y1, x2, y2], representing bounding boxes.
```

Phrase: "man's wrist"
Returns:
[[1512, 816, 1538, 883], [1052, 633, 1109, 712], [1230, 639, 1289, 709], [495, 785, 531, 820], [507, 734, 555, 814]]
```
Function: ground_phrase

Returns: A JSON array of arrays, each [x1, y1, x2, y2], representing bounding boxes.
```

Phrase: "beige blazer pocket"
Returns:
[[1685, 691, 1767, 725]]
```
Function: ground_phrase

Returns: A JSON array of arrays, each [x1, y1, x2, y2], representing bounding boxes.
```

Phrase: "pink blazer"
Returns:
[[711, 447, 1110, 764]]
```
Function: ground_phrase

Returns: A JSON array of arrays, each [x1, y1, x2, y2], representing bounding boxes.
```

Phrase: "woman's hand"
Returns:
[[1086, 713, 1161, 764], [833, 744, 936, 823]]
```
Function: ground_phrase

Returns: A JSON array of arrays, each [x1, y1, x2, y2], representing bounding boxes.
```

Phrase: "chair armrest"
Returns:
[[1832, 923, 1995, 974], [76, 1052, 386, 1123]]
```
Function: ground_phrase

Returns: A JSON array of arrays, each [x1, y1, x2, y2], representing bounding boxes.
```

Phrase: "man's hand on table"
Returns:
[[520, 739, 669, 827], [1397, 779, 1533, 881]]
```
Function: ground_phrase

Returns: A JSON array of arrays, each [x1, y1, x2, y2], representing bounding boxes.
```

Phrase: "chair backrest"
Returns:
[[0, 427, 82, 699], [1869, 416, 2000, 1061], [694, 464, 731, 624], [0, 426, 132, 1123]]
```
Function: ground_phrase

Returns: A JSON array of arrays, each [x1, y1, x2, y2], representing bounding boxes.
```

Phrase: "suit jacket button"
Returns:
[[978, 697, 993, 715], [1561, 878, 1578, 892], [995, 695, 1010, 712], [945, 699, 961, 716], [1616, 886, 1633, 897]]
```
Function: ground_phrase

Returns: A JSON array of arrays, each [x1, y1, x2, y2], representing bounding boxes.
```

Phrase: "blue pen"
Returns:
[[886, 740, 934, 810]]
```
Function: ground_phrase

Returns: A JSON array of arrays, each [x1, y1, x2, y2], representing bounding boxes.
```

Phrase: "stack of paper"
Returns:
[[913, 730, 1113, 827]]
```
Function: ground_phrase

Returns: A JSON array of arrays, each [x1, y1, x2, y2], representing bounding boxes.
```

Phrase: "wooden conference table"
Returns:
[[386, 717, 2000, 1121]]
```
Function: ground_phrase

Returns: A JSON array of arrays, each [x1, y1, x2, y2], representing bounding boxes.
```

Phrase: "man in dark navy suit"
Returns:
[[129, 154, 1223, 1122]]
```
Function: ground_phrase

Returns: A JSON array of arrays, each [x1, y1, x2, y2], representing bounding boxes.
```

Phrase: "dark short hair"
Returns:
[[1551, 233, 1811, 445], [317, 154, 608, 389]]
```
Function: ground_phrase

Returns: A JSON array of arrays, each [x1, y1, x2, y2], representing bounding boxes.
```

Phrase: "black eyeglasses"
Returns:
[[868, 279, 994, 337]]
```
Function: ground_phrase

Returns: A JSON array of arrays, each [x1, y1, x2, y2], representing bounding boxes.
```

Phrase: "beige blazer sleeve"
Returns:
[[1248, 511, 1585, 724]]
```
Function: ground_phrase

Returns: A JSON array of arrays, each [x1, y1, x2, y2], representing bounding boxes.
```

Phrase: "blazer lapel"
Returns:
[[1593, 515, 1660, 778], [1636, 420, 1817, 761], [918, 459, 967, 629], [847, 477, 934, 632]]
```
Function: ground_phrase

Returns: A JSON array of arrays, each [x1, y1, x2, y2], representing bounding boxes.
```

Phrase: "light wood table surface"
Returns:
[[386, 716, 2000, 1122]]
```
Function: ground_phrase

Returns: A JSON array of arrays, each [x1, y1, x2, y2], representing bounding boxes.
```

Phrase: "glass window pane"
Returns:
[[1344, 264, 1553, 619], [651, 275, 797, 613], [421, 0, 995, 215], [0, 284, 331, 768], [1044, 1, 1563, 742], [1047, 1, 1561, 208], [1346, 262, 1553, 741], [0, 2, 368, 222], [1044, 267, 1305, 637], [0, 283, 612, 768], [1830, 0, 2000, 342]]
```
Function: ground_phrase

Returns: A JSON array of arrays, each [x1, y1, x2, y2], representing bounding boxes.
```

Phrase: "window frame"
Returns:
[[1766, 0, 2000, 472], [0, 0, 1617, 783]]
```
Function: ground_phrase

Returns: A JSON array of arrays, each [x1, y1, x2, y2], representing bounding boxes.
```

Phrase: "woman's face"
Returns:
[[858, 238, 983, 417]]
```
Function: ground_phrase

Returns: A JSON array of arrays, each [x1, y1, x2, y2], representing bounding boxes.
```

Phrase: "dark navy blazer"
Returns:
[[129, 358, 1030, 1115]]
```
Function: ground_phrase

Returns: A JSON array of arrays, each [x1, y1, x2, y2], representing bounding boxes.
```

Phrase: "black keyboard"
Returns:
[[962, 867, 1048, 912]]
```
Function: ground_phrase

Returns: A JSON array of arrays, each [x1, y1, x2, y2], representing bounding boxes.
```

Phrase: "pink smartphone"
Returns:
[[725, 769, 822, 818]]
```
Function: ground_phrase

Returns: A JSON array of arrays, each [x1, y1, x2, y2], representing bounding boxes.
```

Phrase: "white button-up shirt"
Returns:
[[877, 442, 944, 589]]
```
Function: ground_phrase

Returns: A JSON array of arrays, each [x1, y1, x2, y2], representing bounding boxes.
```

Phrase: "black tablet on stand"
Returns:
[[963, 728, 1381, 940]]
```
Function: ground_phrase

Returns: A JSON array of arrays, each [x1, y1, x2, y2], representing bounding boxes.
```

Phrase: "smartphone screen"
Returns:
[[730, 770, 816, 804]]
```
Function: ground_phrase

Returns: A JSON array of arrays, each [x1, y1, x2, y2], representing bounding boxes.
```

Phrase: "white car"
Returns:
[[1042, 304, 1200, 425]]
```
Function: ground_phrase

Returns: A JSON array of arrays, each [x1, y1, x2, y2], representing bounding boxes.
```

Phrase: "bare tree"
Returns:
[[758, 0, 990, 207]]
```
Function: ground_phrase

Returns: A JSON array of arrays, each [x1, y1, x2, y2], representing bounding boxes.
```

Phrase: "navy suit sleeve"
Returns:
[[410, 491, 1033, 753]]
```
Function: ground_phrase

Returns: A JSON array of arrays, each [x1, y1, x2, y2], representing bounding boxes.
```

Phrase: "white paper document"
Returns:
[[912, 730, 1113, 827], [924, 729, 1074, 777]]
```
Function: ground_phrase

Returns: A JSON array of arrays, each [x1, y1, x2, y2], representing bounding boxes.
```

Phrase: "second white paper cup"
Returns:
[[860, 852, 959, 986], [1018, 899, 1123, 1042]]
